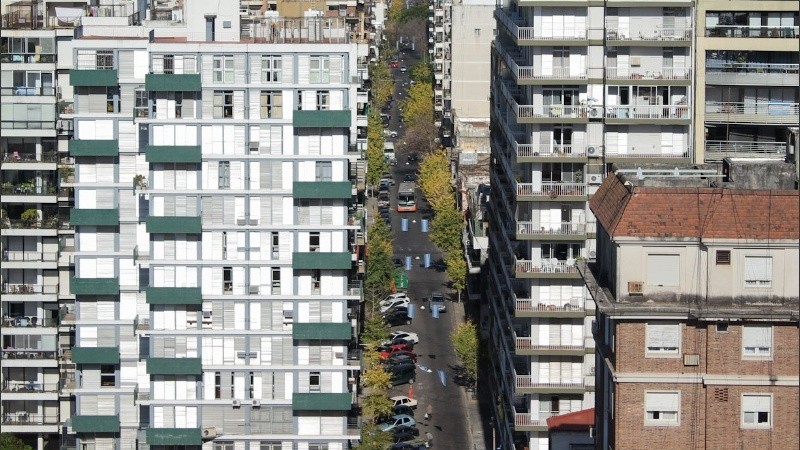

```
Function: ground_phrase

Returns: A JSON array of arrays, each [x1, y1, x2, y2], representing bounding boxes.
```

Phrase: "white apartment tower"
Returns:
[[59, 1, 367, 449], [490, 0, 697, 449]]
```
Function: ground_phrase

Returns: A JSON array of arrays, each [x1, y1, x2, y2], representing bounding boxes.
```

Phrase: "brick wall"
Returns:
[[614, 321, 705, 374]]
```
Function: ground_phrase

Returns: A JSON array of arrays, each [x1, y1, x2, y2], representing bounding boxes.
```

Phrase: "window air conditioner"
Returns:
[[252, 400, 261, 407], [202, 427, 218, 439], [588, 174, 603, 185], [628, 281, 644, 295], [232, 399, 241, 407], [586, 146, 599, 157], [249, 141, 259, 150], [249, 285, 260, 294], [684, 354, 700, 366]]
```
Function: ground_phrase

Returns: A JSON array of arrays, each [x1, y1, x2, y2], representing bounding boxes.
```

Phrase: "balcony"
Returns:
[[146, 357, 202, 375], [68, 139, 119, 157], [494, 42, 595, 85], [0, 86, 57, 97], [606, 67, 691, 83], [145, 74, 201, 92], [603, 147, 690, 161], [605, 104, 690, 124], [1, 349, 57, 361], [69, 70, 118, 87], [516, 182, 586, 201], [514, 259, 581, 279], [292, 110, 351, 128], [293, 181, 352, 199], [516, 221, 588, 240], [515, 373, 586, 394], [0, 184, 57, 200], [495, 9, 601, 45], [1, 315, 58, 328], [704, 140, 787, 161], [1, 151, 58, 168], [515, 335, 587, 356], [293, 322, 352, 340], [515, 297, 586, 318], [146, 287, 202, 305], [145, 145, 202, 163], [705, 62, 799, 87], [71, 347, 119, 365], [515, 411, 580, 431], [1, 412, 59, 427], [293, 392, 353, 411], [70, 277, 120, 296], [69, 208, 119, 227], [606, 26, 692, 45], [146, 428, 202, 446], [292, 252, 352, 270], [0, 284, 57, 297], [71, 415, 120, 433], [146, 216, 202, 234], [705, 102, 799, 125], [705, 25, 799, 39]]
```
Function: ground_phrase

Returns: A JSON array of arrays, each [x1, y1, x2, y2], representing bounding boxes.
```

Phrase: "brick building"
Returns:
[[580, 171, 799, 450]]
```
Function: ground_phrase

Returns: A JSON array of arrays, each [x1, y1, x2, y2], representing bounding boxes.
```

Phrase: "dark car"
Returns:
[[391, 443, 423, 450], [378, 192, 390, 205], [407, 152, 419, 162], [392, 257, 404, 268], [388, 364, 416, 386], [403, 173, 415, 182], [385, 354, 416, 366], [381, 305, 409, 317], [394, 425, 420, 437], [383, 309, 412, 326], [393, 404, 415, 417]]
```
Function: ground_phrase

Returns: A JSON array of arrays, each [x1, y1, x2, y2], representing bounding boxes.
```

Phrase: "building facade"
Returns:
[[582, 172, 799, 449]]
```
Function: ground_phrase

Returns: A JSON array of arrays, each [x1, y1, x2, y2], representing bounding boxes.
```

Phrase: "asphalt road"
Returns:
[[378, 49, 473, 450]]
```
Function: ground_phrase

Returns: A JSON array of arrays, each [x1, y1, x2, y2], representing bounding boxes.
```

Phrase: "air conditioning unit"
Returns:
[[684, 354, 700, 366], [588, 174, 603, 185], [249, 141, 259, 150], [628, 281, 644, 295], [589, 106, 602, 118], [249, 285, 260, 294], [589, 250, 597, 258], [586, 146, 599, 157], [202, 427, 218, 439], [252, 400, 261, 407], [631, 56, 642, 67], [232, 399, 241, 408], [236, 218, 246, 226], [334, 351, 344, 359]]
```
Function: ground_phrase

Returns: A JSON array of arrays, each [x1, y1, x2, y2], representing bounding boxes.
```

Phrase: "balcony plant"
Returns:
[[574, 170, 583, 184], [58, 166, 74, 183], [133, 174, 147, 190], [21, 209, 40, 227]]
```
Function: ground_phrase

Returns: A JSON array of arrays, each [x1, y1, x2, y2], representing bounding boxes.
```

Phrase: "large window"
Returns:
[[260, 91, 283, 119], [96, 50, 114, 70], [261, 56, 282, 83], [744, 256, 772, 287], [315, 161, 332, 181], [213, 56, 234, 83], [647, 254, 680, 287], [645, 322, 680, 356], [310, 56, 330, 83], [218, 162, 230, 189], [644, 391, 679, 426], [741, 394, 771, 428], [213, 91, 234, 119], [742, 325, 772, 358], [317, 90, 330, 110]]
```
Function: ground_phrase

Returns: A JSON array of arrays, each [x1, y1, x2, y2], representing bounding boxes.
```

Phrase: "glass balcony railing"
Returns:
[[1, 412, 59, 425], [0, 86, 57, 96], [705, 25, 798, 38], [705, 101, 799, 124], [2, 381, 59, 393], [2, 152, 58, 163]]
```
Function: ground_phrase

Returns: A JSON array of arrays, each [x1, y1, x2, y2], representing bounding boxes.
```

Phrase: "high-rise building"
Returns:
[[1, 2, 80, 449], [2, 0, 371, 448]]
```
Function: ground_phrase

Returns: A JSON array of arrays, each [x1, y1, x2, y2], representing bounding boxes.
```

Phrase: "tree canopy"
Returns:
[[401, 83, 434, 129], [451, 320, 479, 384]]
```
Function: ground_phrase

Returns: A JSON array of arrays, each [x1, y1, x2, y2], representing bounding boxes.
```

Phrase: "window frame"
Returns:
[[218, 161, 231, 189], [261, 56, 282, 83], [315, 161, 332, 181], [743, 255, 772, 288], [213, 55, 235, 84], [310, 56, 331, 83], [223, 266, 233, 293], [213, 91, 234, 119], [741, 393, 772, 429], [741, 324, 772, 359], [645, 322, 681, 357], [96, 50, 114, 70], [316, 90, 330, 110], [644, 391, 680, 427], [100, 364, 116, 387], [260, 90, 283, 119]]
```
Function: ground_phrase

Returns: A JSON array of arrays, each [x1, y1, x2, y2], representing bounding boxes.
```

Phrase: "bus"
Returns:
[[397, 182, 417, 212]]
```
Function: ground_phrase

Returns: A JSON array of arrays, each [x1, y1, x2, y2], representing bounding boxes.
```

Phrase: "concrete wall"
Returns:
[[450, 1, 495, 119]]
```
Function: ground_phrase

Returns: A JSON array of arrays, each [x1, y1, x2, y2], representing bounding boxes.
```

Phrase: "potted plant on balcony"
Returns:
[[58, 166, 74, 183], [574, 170, 583, 184], [133, 174, 147, 190], [21, 209, 40, 227], [0, 208, 8, 228]]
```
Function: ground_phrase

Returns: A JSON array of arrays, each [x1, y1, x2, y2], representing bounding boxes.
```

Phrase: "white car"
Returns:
[[382, 292, 409, 303], [379, 298, 410, 313], [383, 129, 399, 138], [390, 395, 418, 409], [389, 331, 419, 344]]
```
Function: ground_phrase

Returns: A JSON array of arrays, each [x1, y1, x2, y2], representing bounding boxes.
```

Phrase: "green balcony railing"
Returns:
[[70, 277, 119, 295], [292, 252, 352, 269], [293, 181, 352, 199], [146, 287, 202, 305], [293, 110, 351, 128], [292, 393, 352, 411], [145, 145, 202, 163], [70, 208, 119, 226], [68, 140, 119, 157], [146, 428, 202, 446], [145, 73, 201, 92], [146, 357, 202, 375], [293, 322, 352, 340], [69, 69, 118, 87], [72, 415, 120, 433], [146, 216, 201, 234], [71, 347, 120, 364]]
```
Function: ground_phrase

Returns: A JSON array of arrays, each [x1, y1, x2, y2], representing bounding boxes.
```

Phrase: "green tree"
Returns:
[[361, 315, 390, 346], [410, 58, 432, 84], [401, 83, 434, 129], [0, 434, 33, 450], [365, 221, 394, 311], [451, 320, 479, 384], [430, 205, 462, 256], [417, 149, 453, 211], [445, 252, 468, 301], [362, 393, 394, 421], [369, 61, 394, 109], [366, 111, 387, 190], [362, 365, 392, 392], [358, 423, 394, 450]]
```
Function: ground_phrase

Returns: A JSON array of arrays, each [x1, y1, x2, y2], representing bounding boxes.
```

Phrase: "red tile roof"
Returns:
[[590, 173, 800, 240], [546, 408, 595, 431]]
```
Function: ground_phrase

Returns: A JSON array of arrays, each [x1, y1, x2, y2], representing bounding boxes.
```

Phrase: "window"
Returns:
[[645, 322, 680, 356], [271, 232, 280, 259], [315, 161, 332, 181], [215, 372, 221, 399], [716, 322, 729, 333], [222, 232, 228, 259], [647, 254, 680, 287], [742, 325, 772, 358], [96, 50, 114, 70], [311, 269, 321, 293], [80, 440, 95, 450], [309, 445, 328, 450], [163, 54, 175, 74], [644, 391, 679, 426], [223, 266, 233, 293], [218, 162, 230, 189], [106, 87, 119, 113], [213, 56, 234, 83], [744, 256, 772, 287], [134, 89, 148, 118], [213, 91, 234, 118], [174, 92, 184, 118], [716, 250, 731, 265], [272, 268, 281, 294], [100, 365, 116, 386], [310, 56, 330, 83], [309, 232, 320, 252], [316, 90, 330, 110], [260, 91, 283, 118], [741, 394, 771, 429], [214, 443, 234, 450], [261, 442, 282, 450], [310, 372, 321, 392], [261, 56, 282, 83], [474, 28, 481, 36], [249, 372, 255, 399]]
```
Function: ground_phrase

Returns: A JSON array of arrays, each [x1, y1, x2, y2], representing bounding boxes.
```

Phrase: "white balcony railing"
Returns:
[[705, 62, 799, 86], [603, 148, 689, 158], [2, 251, 58, 262], [606, 67, 691, 81], [516, 221, 587, 235], [516, 298, 585, 313], [516, 182, 586, 197], [705, 102, 800, 124], [704, 140, 786, 160], [515, 259, 580, 274], [515, 410, 581, 428], [515, 374, 585, 390], [606, 105, 690, 120], [606, 26, 692, 41], [516, 143, 587, 158], [515, 335, 585, 352], [518, 104, 592, 120]]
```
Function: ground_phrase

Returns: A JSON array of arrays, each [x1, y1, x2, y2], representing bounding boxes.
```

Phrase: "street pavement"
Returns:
[[366, 48, 488, 450]]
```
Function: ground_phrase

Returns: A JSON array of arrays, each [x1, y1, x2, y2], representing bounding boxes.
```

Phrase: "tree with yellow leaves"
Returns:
[[401, 82, 434, 129], [417, 149, 454, 211]]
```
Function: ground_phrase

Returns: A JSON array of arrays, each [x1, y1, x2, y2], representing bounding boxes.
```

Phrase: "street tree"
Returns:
[[358, 423, 394, 450], [361, 393, 394, 421], [410, 58, 432, 84], [369, 61, 394, 109], [430, 204, 462, 255], [401, 121, 440, 156], [362, 365, 392, 392], [361, 315, 390, 346], [417, 149, 453, 210], [366, 112, 387, 190], [365, 221, 394, 310], [445, 252, 468, 301], [0, 434, 32, 450], [451, 320, 479, 384], [401, 83, 434, 129]]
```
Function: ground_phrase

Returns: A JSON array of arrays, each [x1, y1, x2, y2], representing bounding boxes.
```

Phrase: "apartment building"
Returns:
[[52, 1, 367, 449], [488, 0, 703, 448], [1, 1, 81, 449], [581, 171, 799, 449], [695, 1, 799, 162], [429, 0, 451, 128]]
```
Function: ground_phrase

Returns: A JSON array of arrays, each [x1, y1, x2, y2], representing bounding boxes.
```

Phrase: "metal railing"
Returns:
[[605, 105, 689, 119], [515, 374, 585, 390], [1, 350, 58, 359], [516, 298, 585, 313], [1, 120, 56, 130], [1, 185, 58, 196], [705, 102, 799, 124], [2, 152, 59, 163], [516, 144, 587, 158], [705, 25, 799, 38], [1, 219, 61, 230], [606, 26, 692, 41], [0, 53, 56, 63], [516, 221, 587, 236], [1, 413, 59, 425], [244, 17, 352, 44], [606, 67, 691, 80], [0, 87, 57, 96], [704, 140, 786, 159], [3, 380, 59, 392], [516, 182, 586, 197], [515, 335, 586, 352], [515, 259, 580, 274], [2, 316, 58, 328], [2, 251, 58, 262]]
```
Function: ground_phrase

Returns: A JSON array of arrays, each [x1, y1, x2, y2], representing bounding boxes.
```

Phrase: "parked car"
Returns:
[[393, 424, 420, 436], [380, 177, 395, 187], [388, 365, 416, 386], [406, 152, 419, 162], [399, 66, 408, 73], [379, 297, 411, 313], [377, 341, 415, 353], [380, 336, 415, 348], [382, 309, 412, 326], [390, 60, 399, 68], [429, 291, 447, 312], [383, 292, 409, 302], [378, 192, 390, 206], [390, 396, 419, 410], [392, 257, 404, 269], [385, 354, 416, 366], [403, 173, 415, 182], [379, 414, 416, 432], [389, 331, 419, 344], [383, 129, 399, 138], [393, 426, 417, 441], [380, 349, 417, 361]]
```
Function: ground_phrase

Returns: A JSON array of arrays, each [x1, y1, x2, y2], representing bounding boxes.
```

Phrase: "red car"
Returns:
[[379, 350, 418, 361], [377, 342, 414, 353], [390, 60, 399, 68]]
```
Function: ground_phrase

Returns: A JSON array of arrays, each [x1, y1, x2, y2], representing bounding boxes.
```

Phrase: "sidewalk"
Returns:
[[453, 300, 487, 450]]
